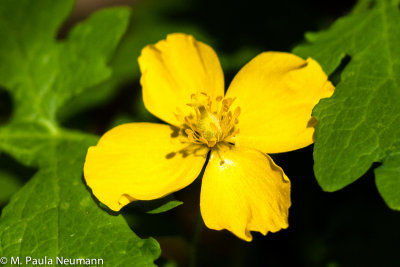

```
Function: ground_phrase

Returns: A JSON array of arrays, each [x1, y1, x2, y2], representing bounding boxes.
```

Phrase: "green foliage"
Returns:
[[0, 170, 22, 205], [147, 201, 183, 215], [0, 0, 160, 264], [293, 0, 400, 208], [375, 153, 400, 210], [125, 195, 183, 215]]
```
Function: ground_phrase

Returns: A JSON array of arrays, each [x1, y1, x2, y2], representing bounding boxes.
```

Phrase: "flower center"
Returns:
[[176, 92, 240, 147]]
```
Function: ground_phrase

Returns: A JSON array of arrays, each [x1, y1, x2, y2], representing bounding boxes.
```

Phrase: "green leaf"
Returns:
[[0, 0, 160, 264], [293, 0, 400, 207], [0, 169, 22, 205], [375, 153, 400, 210], [126, 195, 183, 215], [147, 201, 183, 215]]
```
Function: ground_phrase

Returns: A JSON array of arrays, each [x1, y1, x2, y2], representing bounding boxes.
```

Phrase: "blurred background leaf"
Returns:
[[0, 169, 22, 205]]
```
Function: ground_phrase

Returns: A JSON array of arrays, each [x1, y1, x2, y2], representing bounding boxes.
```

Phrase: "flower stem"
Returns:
[[189, 211, 203, 267]]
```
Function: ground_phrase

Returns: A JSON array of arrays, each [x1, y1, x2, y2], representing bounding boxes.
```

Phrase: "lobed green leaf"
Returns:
[[293, 0, 400, 208], [0, 0, 160, 264]]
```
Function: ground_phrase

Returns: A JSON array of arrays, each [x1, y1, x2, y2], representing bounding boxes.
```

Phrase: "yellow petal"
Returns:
[[200, 146, 291, 241], [84, 123, 208, 211], [139, 33, 225, 126], [226, 52, 334, 153]]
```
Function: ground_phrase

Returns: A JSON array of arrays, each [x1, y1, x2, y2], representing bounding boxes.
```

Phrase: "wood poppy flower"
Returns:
[[84, 33, 334, 241]]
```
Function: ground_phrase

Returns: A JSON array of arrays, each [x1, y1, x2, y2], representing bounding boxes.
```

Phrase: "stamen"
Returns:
[[185, 129, 194, 135], [234, 107, 241, 117], [187, 134, 194, 143], [199, 136, 208, 144], [175, 93, 241, 148]]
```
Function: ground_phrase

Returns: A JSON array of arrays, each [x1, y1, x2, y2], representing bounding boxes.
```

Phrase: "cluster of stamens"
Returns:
[[175, 92, 241, 148]]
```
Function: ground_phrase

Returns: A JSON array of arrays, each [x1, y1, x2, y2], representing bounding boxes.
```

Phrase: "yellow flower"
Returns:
[[84, 33, 334, 241]]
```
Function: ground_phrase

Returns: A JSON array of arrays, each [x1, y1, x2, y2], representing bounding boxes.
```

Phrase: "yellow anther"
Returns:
[[227, 111, 232, 121], [234, 107, 241, 117], [176, 93, 241, 148], [187, 134, 194, 142]]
